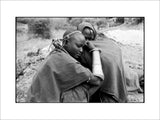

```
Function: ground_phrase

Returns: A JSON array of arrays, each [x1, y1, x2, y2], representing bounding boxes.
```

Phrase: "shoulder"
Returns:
[[47, 49, 79, 65]]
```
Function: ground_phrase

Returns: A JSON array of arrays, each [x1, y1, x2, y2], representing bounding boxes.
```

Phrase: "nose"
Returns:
[[79, 47, 83, 53]]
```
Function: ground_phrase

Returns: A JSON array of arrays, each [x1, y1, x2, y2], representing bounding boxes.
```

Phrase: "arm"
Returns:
[[85, 41, 104, 85]]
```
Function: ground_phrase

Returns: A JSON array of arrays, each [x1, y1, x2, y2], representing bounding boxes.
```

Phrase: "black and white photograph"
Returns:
[[16, 17, 144, 103], [1, 1, 159, 120]]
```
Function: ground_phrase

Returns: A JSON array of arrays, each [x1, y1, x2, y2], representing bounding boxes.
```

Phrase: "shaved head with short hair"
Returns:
[[63, 30, 86, 59]]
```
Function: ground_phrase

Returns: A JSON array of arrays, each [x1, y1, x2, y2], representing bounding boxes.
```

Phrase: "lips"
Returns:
[[75, 53, 81, 58]]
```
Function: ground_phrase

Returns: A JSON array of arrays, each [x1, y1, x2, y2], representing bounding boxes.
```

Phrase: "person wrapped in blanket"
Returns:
[[77, 22, 128, 102], [26, 28, 104, 102]]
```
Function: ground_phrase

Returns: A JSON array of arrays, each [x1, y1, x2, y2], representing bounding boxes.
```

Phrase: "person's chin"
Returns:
[[74, 55, 79, 59], [70, 54, 78, 59], [74, 54, 81, 59]]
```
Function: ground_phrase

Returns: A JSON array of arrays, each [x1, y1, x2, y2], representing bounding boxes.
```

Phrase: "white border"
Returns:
[[1, 1, 160, 119]]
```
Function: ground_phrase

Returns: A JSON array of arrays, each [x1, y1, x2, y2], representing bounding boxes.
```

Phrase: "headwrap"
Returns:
[[63, 28, 82, 40], [77, 22, 97, 40]]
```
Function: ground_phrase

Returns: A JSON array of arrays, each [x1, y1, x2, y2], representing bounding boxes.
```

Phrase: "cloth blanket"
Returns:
[[79, 36, 128, 102], [26, 49, 93, 102]]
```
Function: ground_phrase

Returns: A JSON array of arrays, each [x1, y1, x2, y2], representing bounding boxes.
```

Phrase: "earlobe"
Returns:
[[65, 40, 68, 44], [63, 39, 68, 46]]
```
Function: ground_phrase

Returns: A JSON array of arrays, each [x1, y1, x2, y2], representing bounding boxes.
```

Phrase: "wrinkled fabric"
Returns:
[[124, 66, 143, 93], [61, 84, 88, 103], [26, 49, 94, 103], [79, 36, 128, 102]]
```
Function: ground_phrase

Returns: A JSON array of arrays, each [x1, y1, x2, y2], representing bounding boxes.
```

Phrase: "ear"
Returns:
[[62, 39, 69, 46], [65, 39, 69, 45]]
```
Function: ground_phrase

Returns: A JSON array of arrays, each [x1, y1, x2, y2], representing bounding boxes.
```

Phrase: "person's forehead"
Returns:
[[72, 33, 85, 41], [83, 27, 92, 33]]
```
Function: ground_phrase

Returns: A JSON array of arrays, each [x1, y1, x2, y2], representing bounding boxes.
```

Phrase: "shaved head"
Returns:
[[63, 32, 86, 59], [70, 32, 85, 42]]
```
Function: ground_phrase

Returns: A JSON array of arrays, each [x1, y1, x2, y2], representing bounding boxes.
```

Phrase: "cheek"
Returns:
[[72, 46, 79, 53], [68, 45, 77, 55]]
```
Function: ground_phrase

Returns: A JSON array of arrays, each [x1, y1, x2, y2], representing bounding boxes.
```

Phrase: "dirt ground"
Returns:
[[16, 23, 144, 103]]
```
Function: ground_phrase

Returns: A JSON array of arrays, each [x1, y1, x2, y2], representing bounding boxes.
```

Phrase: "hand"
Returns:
[[87, 76, 102, 86], [85, 41, 96, 51]]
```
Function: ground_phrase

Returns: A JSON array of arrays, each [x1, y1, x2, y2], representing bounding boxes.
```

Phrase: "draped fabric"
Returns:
[[79, 37, 128, 102], [26, 49, 94, 102], [77, 22, 128, 102]]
